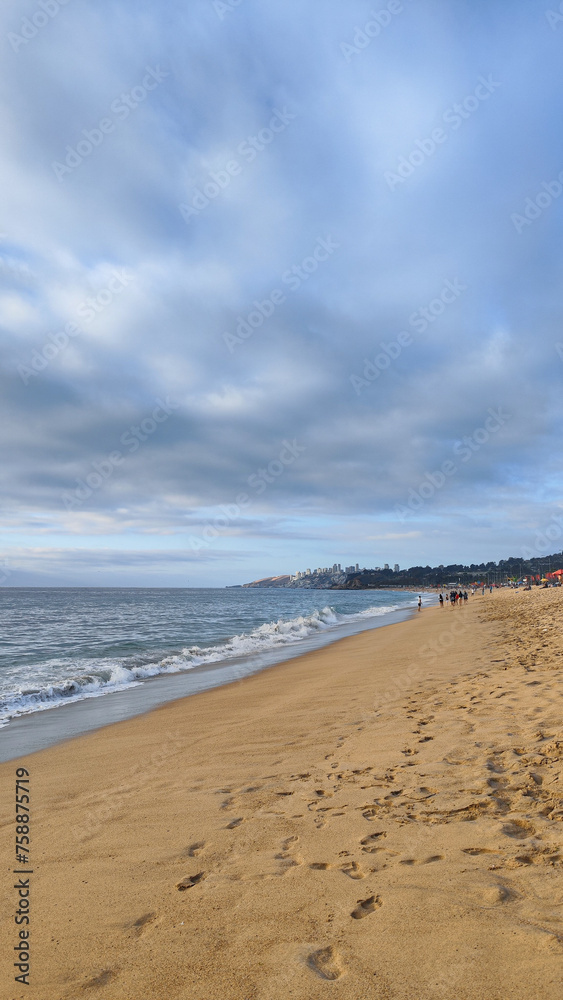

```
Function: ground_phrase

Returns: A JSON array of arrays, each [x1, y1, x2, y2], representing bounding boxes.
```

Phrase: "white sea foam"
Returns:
[[0, 599, 417, 726]]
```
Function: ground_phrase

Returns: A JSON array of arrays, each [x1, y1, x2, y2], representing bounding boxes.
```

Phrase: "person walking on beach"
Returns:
[[439, 593, 444, 606], [418, 595, 422, 611]]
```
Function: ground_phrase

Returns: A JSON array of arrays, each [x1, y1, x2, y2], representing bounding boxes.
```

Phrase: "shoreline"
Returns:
[[0, 600, 420, 762], [1, 589, 562, 999]]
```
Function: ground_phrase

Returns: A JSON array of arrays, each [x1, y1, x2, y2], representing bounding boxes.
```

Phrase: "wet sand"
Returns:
[[1, 588, 562, 999]]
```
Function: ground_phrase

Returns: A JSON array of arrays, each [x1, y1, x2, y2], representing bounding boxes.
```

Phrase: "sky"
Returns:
[[1, 0, 563, 587]]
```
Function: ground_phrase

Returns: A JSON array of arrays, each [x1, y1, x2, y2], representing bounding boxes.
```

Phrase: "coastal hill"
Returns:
[[242, 551, 563, 589]]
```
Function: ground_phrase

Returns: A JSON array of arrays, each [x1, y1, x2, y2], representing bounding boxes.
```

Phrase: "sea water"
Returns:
[[0, 587, 428, 756]]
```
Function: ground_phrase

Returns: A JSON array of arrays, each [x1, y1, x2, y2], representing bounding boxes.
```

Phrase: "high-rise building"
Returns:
[[355, 563, 359, 572], [384, 563, 389, 571], [394, 563, 400, 573]]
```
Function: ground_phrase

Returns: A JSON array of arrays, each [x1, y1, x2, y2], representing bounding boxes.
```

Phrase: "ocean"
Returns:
[[0, 587, 428, 757]]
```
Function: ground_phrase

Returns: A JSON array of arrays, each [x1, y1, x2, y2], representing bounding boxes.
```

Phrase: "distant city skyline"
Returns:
[[290, 561, 402, 580]]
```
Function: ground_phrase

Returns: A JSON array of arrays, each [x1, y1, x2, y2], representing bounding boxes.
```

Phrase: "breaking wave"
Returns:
[[0, 598, 417, 726]]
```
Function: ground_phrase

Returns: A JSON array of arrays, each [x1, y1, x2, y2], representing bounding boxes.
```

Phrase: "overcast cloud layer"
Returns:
[[1, 0, 563, 586]]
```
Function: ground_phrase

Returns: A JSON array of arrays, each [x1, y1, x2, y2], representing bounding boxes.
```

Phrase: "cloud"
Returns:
[[1, 0, 562, 583], [368, 532, 423, 541]]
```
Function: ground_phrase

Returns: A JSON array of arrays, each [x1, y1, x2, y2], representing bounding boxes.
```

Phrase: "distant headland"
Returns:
[[240, 551, 563, 589]]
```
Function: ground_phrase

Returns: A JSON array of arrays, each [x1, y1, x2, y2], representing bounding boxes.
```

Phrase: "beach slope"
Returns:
[[1, 589, 562, 999]]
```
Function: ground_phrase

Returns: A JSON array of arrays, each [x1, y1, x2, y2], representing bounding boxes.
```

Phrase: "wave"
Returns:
[[0, 599, 417, 726]]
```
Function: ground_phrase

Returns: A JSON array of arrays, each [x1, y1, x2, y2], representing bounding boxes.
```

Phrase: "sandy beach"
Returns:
[[1, 588, 562, 999]]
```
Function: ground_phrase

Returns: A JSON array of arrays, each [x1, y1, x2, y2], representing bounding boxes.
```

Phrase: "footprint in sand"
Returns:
[[400, 856, 443, 865], [486, 759, 505, 774], [275, 835, 302, 872], [482, 885, 517, 905], [226, 817, 244, 829], [341, 861, 365, 879], [130, 912, 156, 936], [307, 945, 343, 980], [502, 819, 535, 840], [462, 847, 500, 856], [186, 842, 205, 857], [310, 862, 332, 870], [282, 835, 299, 849], [275, 854, 300, 871], [176, 872, 206, 890], [351, 895, 382, 919], [84, 970, 116, 988], [360, 832, 386, 846], [487, 777, 508, 791]]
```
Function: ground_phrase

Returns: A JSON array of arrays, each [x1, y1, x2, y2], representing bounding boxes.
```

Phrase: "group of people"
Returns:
[[417, 586, 491, 611], [438, 590, 468, 605]]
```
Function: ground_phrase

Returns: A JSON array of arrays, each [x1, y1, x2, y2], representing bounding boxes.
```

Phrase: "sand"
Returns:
[[1, 588, 562, 999]]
